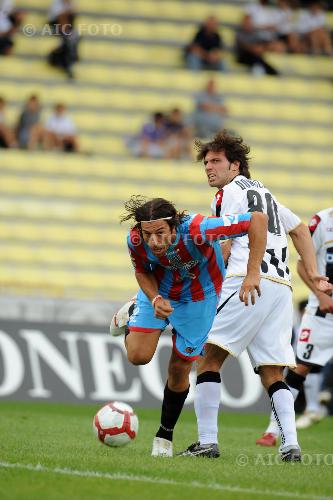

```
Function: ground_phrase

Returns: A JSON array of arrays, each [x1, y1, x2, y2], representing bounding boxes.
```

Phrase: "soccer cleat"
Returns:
[[280, 445, 301, 462], [177, 442, 220, 458], [109, 297, 136, 337], [296, 409, 327, 430], [319, 390, 332, 406], [256, 432, 277, 447], [151, 437, 173, 457]]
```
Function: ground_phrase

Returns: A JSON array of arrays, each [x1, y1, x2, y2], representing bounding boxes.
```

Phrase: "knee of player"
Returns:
[[127, 351, 152, 366], [169, 356, 192, 378], [258, 365, 284, 390]]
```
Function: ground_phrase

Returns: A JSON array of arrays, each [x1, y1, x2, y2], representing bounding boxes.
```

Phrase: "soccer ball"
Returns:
[[93, 401, 139, 447]]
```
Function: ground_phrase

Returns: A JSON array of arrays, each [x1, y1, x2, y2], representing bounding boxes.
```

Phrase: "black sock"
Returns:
[[156, 383, 189, 441]]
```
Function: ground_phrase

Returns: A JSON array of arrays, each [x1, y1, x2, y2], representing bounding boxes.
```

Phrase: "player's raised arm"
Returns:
[[239, 212, 268, 306], [189, 212, 253, 243]]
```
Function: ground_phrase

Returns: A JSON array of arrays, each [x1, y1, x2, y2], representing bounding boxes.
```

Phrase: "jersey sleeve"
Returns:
[[189, 213, 252, 244], [278, 203, 301, 233], [308, 213, 323, 253], [127, 232, 151, 273]]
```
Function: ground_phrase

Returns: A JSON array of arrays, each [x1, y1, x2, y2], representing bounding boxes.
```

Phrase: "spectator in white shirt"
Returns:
[[297, 1, 332, 54], [273, 0, 303, 53], [45, 103, 78, 152], [49, 0, 76, 29]]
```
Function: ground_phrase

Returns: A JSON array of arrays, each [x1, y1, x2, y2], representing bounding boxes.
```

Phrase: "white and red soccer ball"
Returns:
[[93, 401, 139, 447]]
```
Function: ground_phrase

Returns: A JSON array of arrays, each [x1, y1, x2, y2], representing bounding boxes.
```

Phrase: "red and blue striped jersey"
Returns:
[[127, 213, 251, 302]]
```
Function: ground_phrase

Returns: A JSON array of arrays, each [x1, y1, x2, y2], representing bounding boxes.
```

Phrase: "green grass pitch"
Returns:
[[0, 402, 332, 500]]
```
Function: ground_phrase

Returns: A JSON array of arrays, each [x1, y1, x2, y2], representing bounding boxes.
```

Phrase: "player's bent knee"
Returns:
[[127, 351, 153, 366]]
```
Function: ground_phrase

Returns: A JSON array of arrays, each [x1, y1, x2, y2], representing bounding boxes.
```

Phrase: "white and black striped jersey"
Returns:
[[211, 175, 301, 287], [306, 207, 333, 319]]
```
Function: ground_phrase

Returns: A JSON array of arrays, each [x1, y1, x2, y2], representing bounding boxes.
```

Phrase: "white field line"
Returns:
[[0, 461, 331, 500]]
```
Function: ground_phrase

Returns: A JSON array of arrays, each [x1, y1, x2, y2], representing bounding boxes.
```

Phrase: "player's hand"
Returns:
[[318, 293, 333, 314], [309, 273, 333, 294], [239, 272, 261, 306], [154, 298, 174, 319]]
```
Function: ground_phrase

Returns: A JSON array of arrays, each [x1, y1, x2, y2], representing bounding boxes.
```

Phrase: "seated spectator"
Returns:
[[48, 0, 76, 30], [130, 112, 169, 158], [297, 1, 332, 55], [16, 95, 47, 150], [185, 16, 225, 72], [235, 14, 279, 75], [165, 107, 192, 159], [0, 96, 17, 147], [273, 0, 303, 53], [44, 103, 78, 152], [48, 28, 79, 79], [193, 79, 228, 138], [245, 0, 285, 52]]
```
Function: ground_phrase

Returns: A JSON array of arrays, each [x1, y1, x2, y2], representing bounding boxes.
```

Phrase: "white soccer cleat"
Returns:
[[151, 437, 173, 457], [296, 409, 327, 429], [109, 297, 137, 337]]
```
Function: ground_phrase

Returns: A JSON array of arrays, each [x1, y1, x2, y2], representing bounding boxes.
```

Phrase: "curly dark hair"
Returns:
[[195, 129, 251, 179], [120, 195, 187, 229]]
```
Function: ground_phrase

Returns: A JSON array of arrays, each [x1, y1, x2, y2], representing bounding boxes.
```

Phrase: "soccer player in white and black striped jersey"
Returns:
[[178, 131, 331, 461]]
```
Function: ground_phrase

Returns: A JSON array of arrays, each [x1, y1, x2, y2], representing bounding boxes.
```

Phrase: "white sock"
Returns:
[[265, 386, 300, 436], [269, 383, 299, 449], [194, 379, 221, 445], [304, 373, 322, 413]]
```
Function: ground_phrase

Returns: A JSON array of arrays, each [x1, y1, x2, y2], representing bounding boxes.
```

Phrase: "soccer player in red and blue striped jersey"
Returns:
[[121, 195, 267, 456]]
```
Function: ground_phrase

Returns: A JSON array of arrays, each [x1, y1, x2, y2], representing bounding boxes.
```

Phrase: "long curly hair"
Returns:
[[120, 195, 187, 229]]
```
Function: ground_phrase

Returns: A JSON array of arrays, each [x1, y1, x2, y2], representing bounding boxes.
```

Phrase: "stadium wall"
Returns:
[[0, 316, 271, 412]]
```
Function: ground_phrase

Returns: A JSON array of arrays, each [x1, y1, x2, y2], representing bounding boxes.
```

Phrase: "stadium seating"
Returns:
[[0, 0, 332, 302]]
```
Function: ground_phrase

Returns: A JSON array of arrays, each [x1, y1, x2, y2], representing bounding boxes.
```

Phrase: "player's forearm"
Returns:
[[247, 212, 268, 274], [135, 272, 159, 302], [289, 223, 318, 279], [297, 260, 323, 299]]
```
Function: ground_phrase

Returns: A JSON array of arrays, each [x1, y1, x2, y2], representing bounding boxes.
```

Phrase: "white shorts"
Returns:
[[207, 277, 296, 371], [296, 313, 333, 367]]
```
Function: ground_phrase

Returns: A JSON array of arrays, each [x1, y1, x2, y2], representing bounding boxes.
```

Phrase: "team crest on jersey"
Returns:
[[165, 247, 199, 280], [308, 214, 321, 235], [299, 328, 311, 342]]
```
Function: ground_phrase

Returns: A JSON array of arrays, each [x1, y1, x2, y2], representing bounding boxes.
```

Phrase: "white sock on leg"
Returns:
[[194, 373, 221, 445], [269, 382, 299, 449]]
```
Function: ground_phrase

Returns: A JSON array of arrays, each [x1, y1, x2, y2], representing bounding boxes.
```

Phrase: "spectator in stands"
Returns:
[[48, 0, 78, 78], [16, 95, 47, 150], [0, 96, 17, 147], [130, 111, 169, 158], [44, 103, 78, 152], [48, 28, 79, 79], [0, 0, 23, 55], [48, 0, 76, 30], [235, 14, 279, 75], [274, 0, 303, 53], [185, 16, 225, 71], [165, 107, 192, 159], [297, 1, 332, 55], [244, 0, 285, 52], [193, 79, 228, 138]]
